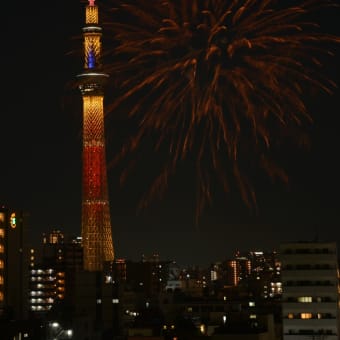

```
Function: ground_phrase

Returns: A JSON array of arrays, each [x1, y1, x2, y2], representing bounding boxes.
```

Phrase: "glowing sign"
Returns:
[[10, 213, 16, 229], [89, 0, 95, 6]]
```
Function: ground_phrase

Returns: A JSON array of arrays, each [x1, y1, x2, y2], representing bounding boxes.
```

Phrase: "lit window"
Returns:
[[0, 276, 3, 284], [200, 324, 205, 334], [0, 292, 3, 301], [0, 260, 3, 269], [105, 275, 112, 283], [0, 245, 4, 253], [288, 313, 294, 319], [301, 313, 312, 319], [298, 296, 312, 303], [0, 229, 4, 237]]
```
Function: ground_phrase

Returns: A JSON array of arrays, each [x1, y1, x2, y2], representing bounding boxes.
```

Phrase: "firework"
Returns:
[[102, 0, 339, 220]]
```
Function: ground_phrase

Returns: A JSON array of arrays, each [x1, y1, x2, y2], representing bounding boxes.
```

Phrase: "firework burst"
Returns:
[[102, 0, 339, 220]]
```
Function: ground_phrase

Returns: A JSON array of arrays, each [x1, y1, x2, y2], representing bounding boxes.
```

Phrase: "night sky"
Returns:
[[1, 0, 339, 267]]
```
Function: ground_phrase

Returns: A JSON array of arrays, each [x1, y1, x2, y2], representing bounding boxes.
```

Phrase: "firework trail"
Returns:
[[102, 0, 339, 220]]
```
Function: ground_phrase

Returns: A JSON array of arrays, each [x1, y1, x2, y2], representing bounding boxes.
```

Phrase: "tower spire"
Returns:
[[77, 0, 114, 271]]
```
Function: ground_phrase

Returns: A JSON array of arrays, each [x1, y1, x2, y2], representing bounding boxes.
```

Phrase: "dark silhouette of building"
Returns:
[[0, 207, 29, 320]]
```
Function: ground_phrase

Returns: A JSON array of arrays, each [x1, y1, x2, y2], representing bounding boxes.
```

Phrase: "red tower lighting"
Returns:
[[77, 0, 114, 271]]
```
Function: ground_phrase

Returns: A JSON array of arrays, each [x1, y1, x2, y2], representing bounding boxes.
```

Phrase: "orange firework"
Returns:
[[103, 0, 339, 220]]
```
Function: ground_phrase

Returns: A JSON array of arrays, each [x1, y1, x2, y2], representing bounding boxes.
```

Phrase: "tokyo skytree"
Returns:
[[77, 0, 114, 271]]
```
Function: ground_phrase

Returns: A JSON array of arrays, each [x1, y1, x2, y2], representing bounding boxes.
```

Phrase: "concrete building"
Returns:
[[0, 207, 29, 320], [280, 241, 340, 339]]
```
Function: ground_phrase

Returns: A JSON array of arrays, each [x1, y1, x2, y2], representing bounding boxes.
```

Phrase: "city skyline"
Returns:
[[1, 0, 339, 267]]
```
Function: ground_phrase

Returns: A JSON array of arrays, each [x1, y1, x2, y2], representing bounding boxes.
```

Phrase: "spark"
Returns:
[[102, 0, 340, 221]]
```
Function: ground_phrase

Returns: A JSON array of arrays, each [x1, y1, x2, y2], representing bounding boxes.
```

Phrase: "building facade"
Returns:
[[281, 241, 340, 339], [0, 207, 29, 320]]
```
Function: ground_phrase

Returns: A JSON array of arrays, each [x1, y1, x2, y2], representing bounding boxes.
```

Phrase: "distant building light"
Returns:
[[298, 296, 312, 303], [105, 275, 112, 283], [112, 299, 119, 304], [200, 324, 205, 334], [10, 213, 16, 229]]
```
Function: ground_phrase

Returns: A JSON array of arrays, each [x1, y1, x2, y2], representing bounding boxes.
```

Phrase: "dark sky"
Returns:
[[1, 0, 339, 267]]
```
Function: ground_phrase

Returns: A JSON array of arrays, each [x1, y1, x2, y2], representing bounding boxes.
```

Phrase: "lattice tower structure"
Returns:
[[77, 0, 114, 271]]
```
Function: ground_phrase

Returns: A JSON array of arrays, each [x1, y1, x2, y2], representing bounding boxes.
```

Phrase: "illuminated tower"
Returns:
[[77, 0, 114, 271]]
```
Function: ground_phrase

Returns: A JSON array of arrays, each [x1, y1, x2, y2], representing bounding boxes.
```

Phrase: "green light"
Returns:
[[10, 213, 16, 229]]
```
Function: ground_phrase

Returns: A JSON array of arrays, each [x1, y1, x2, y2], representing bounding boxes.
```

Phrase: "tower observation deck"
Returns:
[[77, 0, 114, 271]]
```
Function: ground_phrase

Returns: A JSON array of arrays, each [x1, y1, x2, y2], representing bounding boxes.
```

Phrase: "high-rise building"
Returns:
[[0, 207, 29, 320], [125, 255, 171, 296], [226, 255, 251, 286], [77, 0, 114, 271], [29, 229, 67, 316], [281, 241, 340, 339]]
